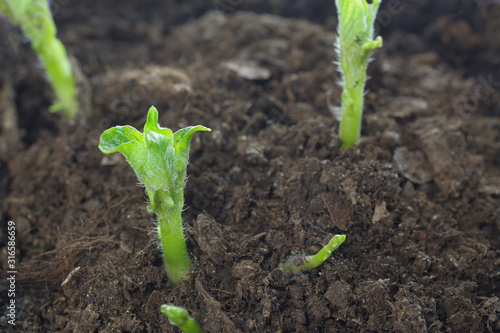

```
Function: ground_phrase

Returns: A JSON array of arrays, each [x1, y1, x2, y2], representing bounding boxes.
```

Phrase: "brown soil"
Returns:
[[1, 1, 499, 332]]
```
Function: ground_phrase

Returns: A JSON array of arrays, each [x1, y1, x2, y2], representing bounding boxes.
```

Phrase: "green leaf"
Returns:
[[98, 126, 143, 154], [174, 125, 211, 172], [144, 106, 173, 143], [99, 126, 149, 185]]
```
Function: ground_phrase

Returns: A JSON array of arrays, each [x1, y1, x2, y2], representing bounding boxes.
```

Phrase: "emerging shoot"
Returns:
[[278, 234, 346, 276], [161, 304, 202, 333], [0, 0, 79, 117], [335, 0, 382, 148], [98, 106, 211, 286]]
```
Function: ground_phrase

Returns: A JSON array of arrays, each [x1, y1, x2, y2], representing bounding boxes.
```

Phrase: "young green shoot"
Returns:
[[98, 106, 211, 286], [278, 234, 346, 276], [335, 0, 382, 148], [161, 304, 202, 333], [0, 0, 78, 118]]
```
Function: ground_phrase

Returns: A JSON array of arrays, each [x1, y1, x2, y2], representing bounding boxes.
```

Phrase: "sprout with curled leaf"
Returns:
[[99, 106, 210, 286]]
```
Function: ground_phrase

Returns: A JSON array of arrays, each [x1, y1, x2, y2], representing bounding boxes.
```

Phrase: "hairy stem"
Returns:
[[335, 0, 382, 148], [339, 80, 365, 149], [156, 198, 193, 286]]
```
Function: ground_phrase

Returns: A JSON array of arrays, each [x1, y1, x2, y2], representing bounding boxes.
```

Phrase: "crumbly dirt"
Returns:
[[1, 1, 499, 332]]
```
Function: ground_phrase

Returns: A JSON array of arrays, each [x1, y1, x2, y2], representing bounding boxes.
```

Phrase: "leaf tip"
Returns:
[[146, 106, 159, 128]]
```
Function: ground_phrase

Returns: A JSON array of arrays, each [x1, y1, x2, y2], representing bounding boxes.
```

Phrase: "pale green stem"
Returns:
[[0, 0, 78, 117], [278, 235, 346, 275], [157, 202, 193, 287], [339, 77, 365, 149], [161, 304, 202, 333], [335, 0, 382, 148]]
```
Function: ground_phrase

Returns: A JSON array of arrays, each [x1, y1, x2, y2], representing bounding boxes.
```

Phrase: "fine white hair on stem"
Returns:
[[326, 88, 342, 121], [330, 35, 344, 120], [333, 36, 344, 89]]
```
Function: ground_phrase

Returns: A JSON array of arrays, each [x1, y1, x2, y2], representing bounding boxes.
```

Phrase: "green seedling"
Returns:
[[161, 304, 202, 333], [0, 0, 78, 118], [99, 106, 210, 286], [278, 234, 346, 276], [335, 0, 382, 148]]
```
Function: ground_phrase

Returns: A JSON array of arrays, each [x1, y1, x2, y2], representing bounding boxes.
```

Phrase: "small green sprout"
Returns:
[[161, 304, 202, 333], [99, 106, 210, 286], [0, 0, 78, 118], [335, 0, 383, 148], [278, 234, 346, 276]]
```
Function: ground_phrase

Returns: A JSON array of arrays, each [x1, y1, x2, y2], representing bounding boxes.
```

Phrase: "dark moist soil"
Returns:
[[1, 1, 500, 332]]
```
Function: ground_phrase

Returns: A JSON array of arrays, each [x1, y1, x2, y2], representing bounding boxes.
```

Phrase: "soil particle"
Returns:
[[324, 280, 353, 320], [194, 212, 228, 266]]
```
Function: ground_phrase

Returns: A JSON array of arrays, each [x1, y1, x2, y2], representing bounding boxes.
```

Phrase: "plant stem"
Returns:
[[157, 203, 193, 287], [161, 304, 202, 333], [147, 166, 193, 286], [339, 78, 365, 149], [0, 0, 78, 117], [278, 234, 346, 275], [303, 234, 346, 269], [335, 0, 382, 148]]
